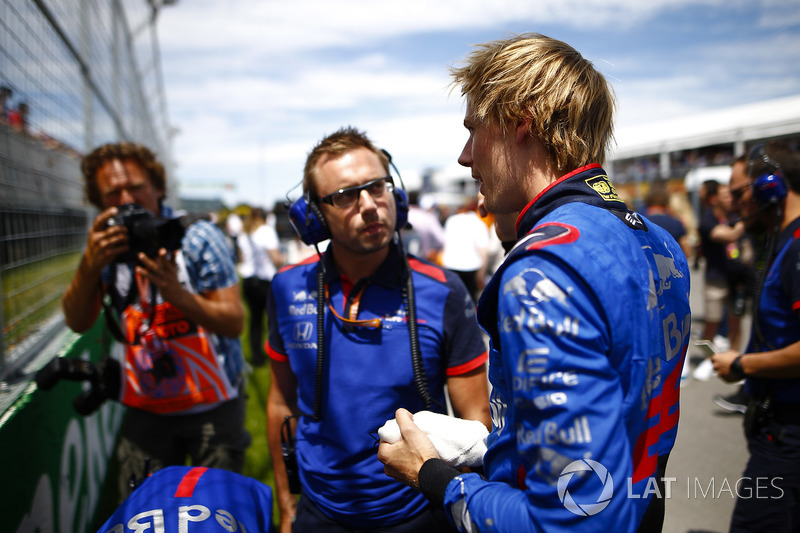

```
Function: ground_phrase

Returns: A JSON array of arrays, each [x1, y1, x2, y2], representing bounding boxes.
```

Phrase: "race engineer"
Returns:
[[267, 127, 490, 532]]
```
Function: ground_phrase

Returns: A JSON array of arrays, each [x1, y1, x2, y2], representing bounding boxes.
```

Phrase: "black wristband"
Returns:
[[418, 458, 460, 508], [730, 355, 746, 381]]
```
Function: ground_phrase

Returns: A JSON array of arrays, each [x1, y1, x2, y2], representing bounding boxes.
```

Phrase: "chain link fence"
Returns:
[[0, 0, 173, 379]]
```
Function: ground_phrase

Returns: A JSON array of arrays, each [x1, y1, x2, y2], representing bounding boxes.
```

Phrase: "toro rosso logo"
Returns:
[[522, 223, 580, 251]]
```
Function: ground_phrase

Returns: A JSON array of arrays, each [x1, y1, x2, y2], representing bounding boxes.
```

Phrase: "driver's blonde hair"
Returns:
[[450, 33, 615, 174]]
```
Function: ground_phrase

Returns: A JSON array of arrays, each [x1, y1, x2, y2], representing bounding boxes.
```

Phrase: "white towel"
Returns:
[[378, 410, 489, 468]]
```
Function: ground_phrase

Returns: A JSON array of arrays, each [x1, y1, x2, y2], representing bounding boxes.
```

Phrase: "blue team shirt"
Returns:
[[267, 243, 488, 527], [744, 217, 800, 403]]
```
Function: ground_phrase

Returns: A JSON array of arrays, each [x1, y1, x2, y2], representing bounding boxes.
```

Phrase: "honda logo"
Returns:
[[294, 322, 313, 342]]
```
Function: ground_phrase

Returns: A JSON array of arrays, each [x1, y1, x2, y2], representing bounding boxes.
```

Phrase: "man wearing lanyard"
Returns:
[[266, 126, 491, 532]]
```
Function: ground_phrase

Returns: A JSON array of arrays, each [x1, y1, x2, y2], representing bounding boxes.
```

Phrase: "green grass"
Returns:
[[2, 251, 81, 350], [239, 294, 281, 526]]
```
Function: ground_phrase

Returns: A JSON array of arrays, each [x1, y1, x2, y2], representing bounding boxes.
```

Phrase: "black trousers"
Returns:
[[242, 276, 271, 365]]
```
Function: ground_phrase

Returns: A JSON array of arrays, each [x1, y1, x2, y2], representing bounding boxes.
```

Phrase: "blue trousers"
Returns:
[[730, 422, 800, 532]]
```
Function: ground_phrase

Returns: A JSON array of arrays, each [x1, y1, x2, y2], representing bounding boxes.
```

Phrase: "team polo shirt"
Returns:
[[266, 244, 488, 527], [745, 216, 800, 403]]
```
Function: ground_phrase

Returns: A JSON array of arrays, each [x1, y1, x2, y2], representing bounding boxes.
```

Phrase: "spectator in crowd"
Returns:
[[267, 126, 490, 533], [401, 190, 445, 262], [8, 101, 29, 135], [0, 86, 12, 123], [378, 33, 691, 533], [714, 156, 758, 414], [644, 182, 693, 260], [712, 140, 800, 532], [237, 207, 285, 367], [440, 196, 490, 303], [61, 142, 250, 500], [694, 179, 748, 381]]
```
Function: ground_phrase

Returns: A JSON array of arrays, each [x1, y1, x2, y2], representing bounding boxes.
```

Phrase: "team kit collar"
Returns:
[[516, 164, 627, 238], [777, 215, 800, 251], [321, 240, 406, 289]]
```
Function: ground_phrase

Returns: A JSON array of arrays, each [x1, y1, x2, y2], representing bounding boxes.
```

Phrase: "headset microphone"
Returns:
[[730, 202, 778, 226]]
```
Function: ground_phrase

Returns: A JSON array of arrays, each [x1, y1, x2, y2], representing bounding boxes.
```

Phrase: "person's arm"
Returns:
[[447, 366, 490, 430], [713, 340, 800, 381], [382, 258, 639, 532], [710, 220, 745, 243], [135, 249, 244, 338], [62, 207, 128, 332], [267, 359, 299, 533], [268, 248, 286, 269]]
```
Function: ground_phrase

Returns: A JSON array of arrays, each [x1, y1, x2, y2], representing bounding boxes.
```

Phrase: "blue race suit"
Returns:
[[97, 466, 273, 532], [267, 243, 488, 527], [430, 165, 691, 532]]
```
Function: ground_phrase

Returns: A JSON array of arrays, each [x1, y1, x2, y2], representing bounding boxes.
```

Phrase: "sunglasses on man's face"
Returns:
[[730, 184, 750, 202], [318, 177, 394, 209]]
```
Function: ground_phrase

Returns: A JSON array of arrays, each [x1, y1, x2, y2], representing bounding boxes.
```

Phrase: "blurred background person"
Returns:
[[440, 195, 490, 303], [401, 190, 445, 263], [238, 206, 285, 367], [694, 179, 747, 381], [644, 182, 693, 260]]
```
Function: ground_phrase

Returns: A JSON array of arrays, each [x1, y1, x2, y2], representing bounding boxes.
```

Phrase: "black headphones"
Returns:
[[749, 143, 788, 206], [288, 150, 410, 245]]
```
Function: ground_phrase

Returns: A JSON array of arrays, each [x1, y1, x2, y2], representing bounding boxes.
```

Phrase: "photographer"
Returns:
[[61, 142, 250, 500]]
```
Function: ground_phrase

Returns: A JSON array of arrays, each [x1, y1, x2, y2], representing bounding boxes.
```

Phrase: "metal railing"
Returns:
[[0, 0, 173, 378]]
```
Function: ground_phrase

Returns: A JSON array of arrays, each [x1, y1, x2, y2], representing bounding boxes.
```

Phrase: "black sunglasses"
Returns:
[[730, 184, 750, 202], [318, 177, 394, 208]]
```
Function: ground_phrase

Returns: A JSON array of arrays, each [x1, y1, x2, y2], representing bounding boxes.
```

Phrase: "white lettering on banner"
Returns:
[[663, 313, 691, 362], [13, 475, 53, 532], [517, 416, 593, 447], [16, 348, 126, 533], [501, 306, 580, 337]]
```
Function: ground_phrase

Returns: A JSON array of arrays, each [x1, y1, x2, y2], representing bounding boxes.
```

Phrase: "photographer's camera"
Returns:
[[107, 203, 185, 263]]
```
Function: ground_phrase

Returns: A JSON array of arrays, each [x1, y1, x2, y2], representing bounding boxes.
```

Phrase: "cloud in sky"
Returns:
[[157, 0, 800, 208]]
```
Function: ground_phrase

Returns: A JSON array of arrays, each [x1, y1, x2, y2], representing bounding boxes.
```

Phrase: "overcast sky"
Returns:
[[157, 0, 800, 208]]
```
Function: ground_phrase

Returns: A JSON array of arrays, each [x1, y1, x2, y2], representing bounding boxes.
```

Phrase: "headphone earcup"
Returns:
[[394, 188, 409, 231], [752, 172, 788, 206], [289, 196, 331, 245]]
